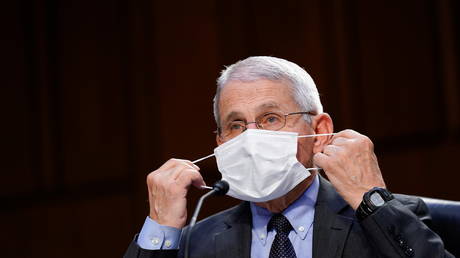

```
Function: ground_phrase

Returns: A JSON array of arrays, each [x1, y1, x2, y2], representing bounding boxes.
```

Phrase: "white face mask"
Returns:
[[213, 129, 322, 202]]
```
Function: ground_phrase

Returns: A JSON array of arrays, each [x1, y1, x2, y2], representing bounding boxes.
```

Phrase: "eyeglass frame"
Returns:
[[215, 111, 317, 140]]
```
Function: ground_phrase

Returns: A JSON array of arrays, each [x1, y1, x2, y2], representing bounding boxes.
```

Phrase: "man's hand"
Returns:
[[313, 129, 386, 210], [146, 159, 206, 228]]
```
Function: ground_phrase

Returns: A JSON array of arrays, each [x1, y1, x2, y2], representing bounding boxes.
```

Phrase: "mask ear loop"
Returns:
[[298, 133, 336, 138], [192, 153, 215, 164], [193, 133, 336, 164], [192, 133, 335, 189], [298, 133, 336, 173], [190, 153, 216, 190]]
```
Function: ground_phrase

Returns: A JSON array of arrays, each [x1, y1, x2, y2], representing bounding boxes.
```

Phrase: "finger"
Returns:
[[323, 144, 342, 156], [170, 159, 200, 174], [176, 168, 206, 188], [170, 165, 200, 182], [191, 174, 207, 188], [180, 159, 200, 170], [157, 158, 183, 171], [330, 136, 350, 146], [333, 129, 361, 139], [146, 170, 161, 193], [147, 164, 179, 194], [313, 152, 330, 170], [157, 158, 199, 172]]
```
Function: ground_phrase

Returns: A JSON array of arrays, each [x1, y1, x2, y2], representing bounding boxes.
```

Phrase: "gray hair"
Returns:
[[213, 56, 323, 128]]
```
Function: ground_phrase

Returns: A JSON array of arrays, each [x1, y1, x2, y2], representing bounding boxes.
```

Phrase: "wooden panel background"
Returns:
[[1, 0, 459, 257]]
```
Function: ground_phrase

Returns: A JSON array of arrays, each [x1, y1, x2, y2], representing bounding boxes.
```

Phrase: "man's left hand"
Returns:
[[313, 129, 386, 210]]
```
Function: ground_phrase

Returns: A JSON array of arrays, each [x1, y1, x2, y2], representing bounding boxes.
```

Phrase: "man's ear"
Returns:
[[311, 113, 334, 153], [216, 133, 224, 146]]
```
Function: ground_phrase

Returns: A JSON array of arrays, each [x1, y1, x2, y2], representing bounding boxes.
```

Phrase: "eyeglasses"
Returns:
[[217, 111, 316, 141]]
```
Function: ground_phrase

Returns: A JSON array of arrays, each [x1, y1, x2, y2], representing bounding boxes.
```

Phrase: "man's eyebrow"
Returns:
[[222, 111, 244, 125], [221, 102, 282, 125]]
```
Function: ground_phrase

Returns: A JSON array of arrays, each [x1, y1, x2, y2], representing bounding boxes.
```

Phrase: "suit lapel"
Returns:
[[313, 176, 354, 258], [203, 177, 355, 258], [214, 202, 252, 258]]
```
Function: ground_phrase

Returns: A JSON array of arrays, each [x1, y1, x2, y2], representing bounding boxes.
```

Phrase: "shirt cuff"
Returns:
[[137, 216, 182, 250]]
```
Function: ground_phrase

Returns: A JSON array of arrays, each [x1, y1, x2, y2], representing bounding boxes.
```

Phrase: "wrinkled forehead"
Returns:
[[218, 79, 300, 122]]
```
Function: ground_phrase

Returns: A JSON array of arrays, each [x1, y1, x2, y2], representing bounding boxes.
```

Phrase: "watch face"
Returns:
[[370, 192, 385, 207]]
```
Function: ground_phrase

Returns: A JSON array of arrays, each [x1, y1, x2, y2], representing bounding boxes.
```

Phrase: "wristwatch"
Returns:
[[356, 187, 394, 221]]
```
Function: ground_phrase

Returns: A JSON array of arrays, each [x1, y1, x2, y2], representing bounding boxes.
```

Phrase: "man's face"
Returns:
[[216, 79, 316, 167]]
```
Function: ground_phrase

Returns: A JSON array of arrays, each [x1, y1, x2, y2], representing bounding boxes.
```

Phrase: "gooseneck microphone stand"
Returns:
[[184, 180, 229, 258]]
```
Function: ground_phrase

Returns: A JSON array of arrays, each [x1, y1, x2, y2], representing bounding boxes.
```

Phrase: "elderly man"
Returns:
[[124, 57, 452, 258]]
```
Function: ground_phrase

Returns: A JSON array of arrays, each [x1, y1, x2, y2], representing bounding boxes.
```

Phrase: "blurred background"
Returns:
[[1, 0, 459, 257]]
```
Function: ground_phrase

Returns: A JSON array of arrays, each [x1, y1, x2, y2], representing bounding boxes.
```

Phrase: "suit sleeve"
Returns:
[[359, 196, 454, 258], [123, 235, 178, 258]]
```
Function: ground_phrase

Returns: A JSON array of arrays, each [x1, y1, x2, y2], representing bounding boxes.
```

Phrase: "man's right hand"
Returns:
[[146, 159, 206, 229]]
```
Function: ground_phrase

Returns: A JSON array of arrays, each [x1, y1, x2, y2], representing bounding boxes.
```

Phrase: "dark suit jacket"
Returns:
[[124, 177, 454, 258]]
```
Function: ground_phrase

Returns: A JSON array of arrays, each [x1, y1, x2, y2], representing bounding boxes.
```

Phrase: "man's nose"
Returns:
[[246, 122, 258, 129]]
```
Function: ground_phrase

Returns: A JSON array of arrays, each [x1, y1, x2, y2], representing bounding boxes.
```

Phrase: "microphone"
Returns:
[[209, 180, 229, 196], [184, 180, 229, 258]]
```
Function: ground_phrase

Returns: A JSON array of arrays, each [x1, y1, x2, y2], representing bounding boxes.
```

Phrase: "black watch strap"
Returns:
[[356, 187, 394, 221]]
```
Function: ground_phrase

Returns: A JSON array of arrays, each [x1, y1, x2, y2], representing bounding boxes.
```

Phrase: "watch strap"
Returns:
[[356, 187, 394, 221]]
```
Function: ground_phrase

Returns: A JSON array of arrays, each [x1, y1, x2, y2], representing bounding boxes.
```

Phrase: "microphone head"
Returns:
[[213, 180, 229, 196]]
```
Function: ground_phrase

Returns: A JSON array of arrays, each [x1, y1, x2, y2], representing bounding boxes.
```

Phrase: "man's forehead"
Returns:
[[255, 101, 281, 110], [217, 79, 298, 122], [220, 80, 290, 104]]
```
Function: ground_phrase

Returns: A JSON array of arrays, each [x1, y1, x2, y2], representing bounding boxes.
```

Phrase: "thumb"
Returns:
[[313, 152, 329, 170]]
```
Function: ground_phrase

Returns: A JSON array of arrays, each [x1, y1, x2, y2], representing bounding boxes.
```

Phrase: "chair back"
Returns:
[[420, 197, 460, 257]]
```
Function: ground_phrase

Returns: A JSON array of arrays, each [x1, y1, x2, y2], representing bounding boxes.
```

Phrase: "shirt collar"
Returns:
[[250, 174, 320, 245]]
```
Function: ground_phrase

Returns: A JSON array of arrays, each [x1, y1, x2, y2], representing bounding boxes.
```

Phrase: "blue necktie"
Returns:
[[268, 214, 297, 258]]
